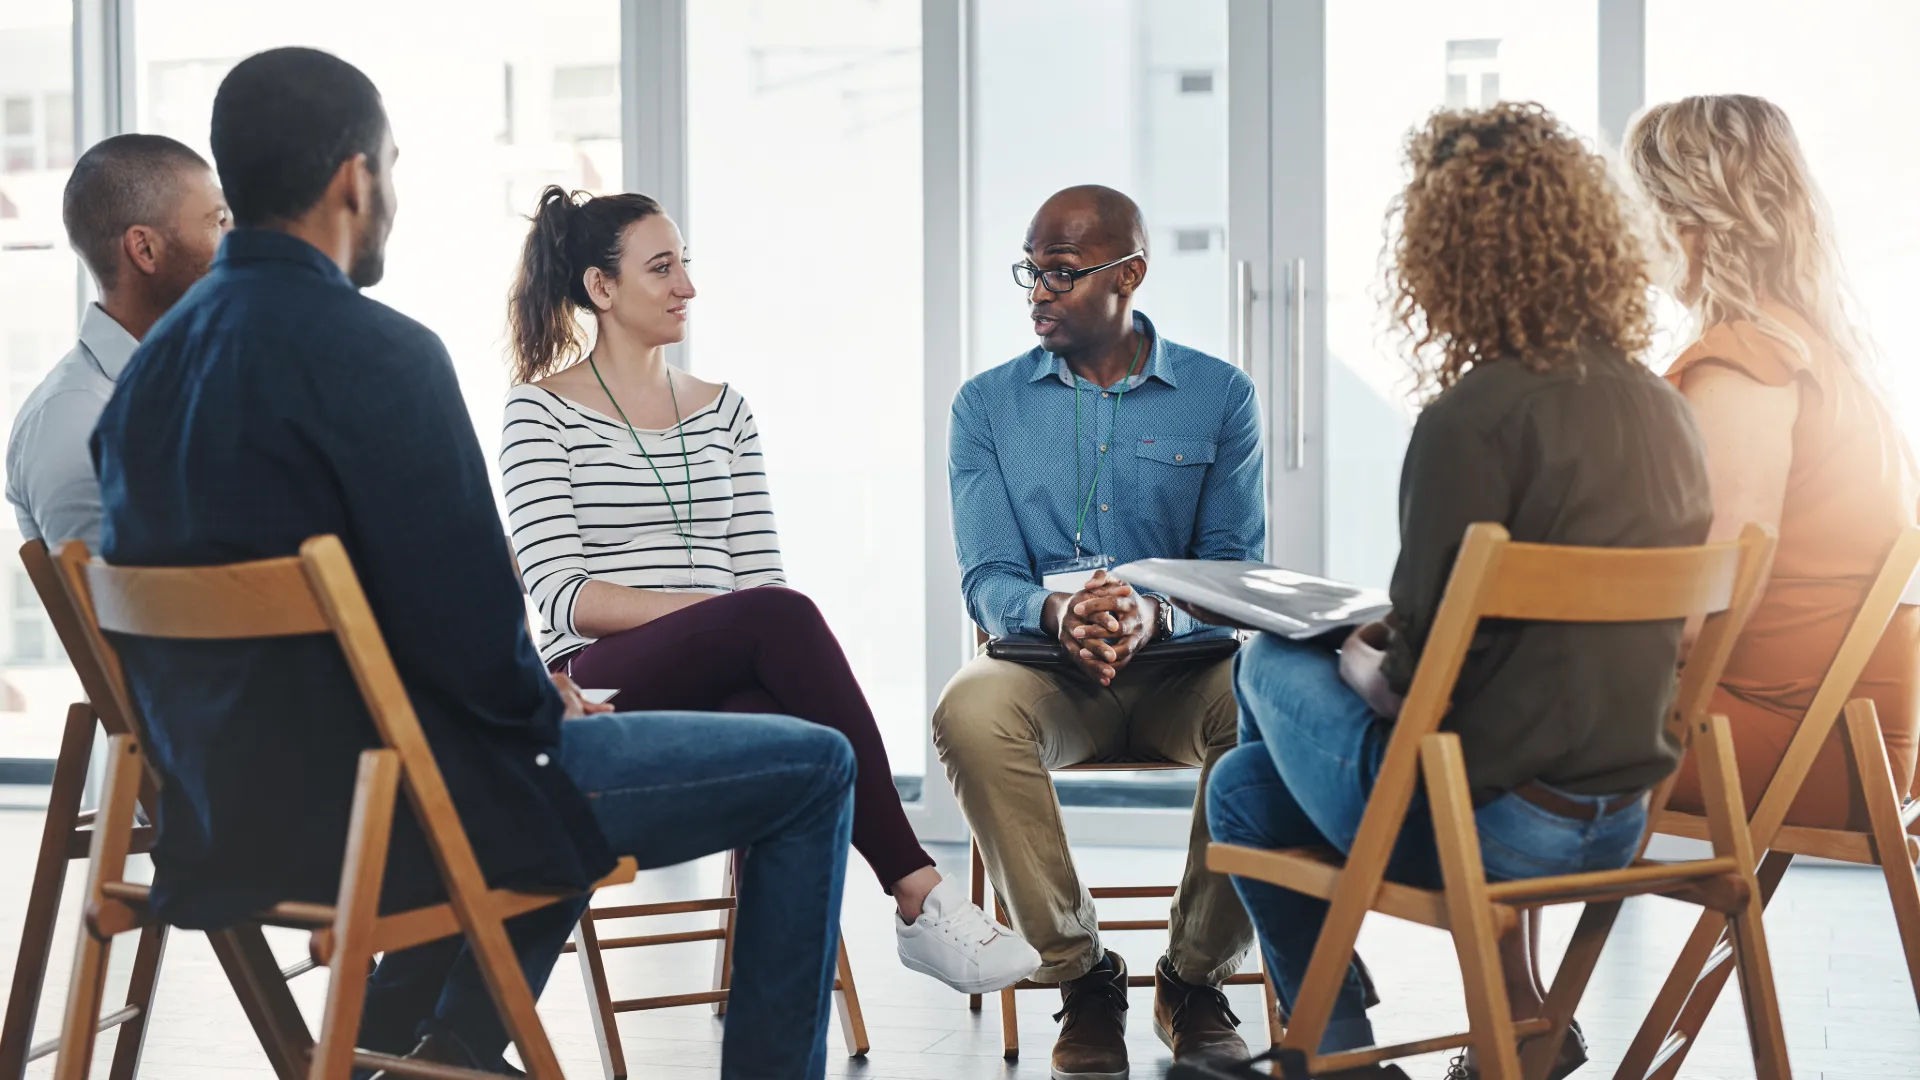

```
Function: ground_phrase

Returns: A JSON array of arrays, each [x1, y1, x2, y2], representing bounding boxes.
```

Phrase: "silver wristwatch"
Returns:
[[1152, 593, 1175, 641]]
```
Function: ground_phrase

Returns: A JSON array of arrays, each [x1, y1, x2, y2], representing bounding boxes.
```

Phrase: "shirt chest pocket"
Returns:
[[1130, 437, 1216, 526]]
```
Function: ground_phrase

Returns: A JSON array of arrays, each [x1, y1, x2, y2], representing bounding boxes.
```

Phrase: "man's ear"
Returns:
[[336, 152, 371, 216], [1117, 256, 1146, 298], [121, 224, 162, 278]]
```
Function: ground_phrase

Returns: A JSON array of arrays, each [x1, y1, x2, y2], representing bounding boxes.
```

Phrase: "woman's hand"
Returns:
[[1337, 621, 1405, 719], [552, 672, 615, 720]]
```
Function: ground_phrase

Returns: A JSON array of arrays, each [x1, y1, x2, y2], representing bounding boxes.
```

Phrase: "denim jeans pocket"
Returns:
[[1474, 794, 1591, 881]]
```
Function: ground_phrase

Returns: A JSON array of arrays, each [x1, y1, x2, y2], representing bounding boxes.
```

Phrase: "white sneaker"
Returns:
[[895, 876, 1042, 994]]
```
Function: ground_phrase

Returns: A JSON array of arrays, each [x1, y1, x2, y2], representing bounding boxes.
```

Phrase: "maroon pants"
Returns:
[[558, 586, 935, 891]]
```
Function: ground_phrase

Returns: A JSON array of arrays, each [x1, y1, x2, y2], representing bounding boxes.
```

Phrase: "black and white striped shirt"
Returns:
[[501, 382, 785, 665]]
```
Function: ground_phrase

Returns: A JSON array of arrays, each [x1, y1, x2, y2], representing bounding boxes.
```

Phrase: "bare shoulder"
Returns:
[[1683, 360, 1800, 433]]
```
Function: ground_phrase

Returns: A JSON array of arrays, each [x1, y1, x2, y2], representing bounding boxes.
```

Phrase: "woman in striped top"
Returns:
[[501, 187, 1038, 995]]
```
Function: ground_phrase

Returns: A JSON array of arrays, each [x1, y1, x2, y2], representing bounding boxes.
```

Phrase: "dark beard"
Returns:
[[348, 181, 393, 288]]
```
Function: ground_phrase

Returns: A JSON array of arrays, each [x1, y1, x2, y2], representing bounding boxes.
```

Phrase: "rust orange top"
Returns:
[[1667, 307, 1920, 807]]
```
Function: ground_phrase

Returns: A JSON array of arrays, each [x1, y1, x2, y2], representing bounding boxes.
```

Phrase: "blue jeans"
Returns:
[[357, 711, 855, 1079], [1204, 634, 1645, 1053]]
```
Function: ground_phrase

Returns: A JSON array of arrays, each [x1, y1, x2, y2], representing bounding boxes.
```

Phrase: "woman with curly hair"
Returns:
[[1626, 95, 1918, 830], [1193, 102, 1712, 1080]]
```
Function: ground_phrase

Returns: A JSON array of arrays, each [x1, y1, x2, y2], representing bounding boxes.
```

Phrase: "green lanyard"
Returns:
[[588, 356, 698, 578], [1071, 334, 1149, 555]]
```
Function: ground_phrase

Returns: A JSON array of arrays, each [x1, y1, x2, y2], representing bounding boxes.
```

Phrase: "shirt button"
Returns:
[[1174, 453, 1184, 462], [1098, 444, 1107, 453], [1100, 504, 1109, 512], [535, 753, 550, 767], [1101, 392, 1111, 399]]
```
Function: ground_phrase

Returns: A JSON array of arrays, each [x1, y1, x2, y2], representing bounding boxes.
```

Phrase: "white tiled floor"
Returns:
[[3, 811, 1916, 1079]]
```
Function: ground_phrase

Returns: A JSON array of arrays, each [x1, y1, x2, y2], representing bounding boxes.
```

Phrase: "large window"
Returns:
[[1323, 0, 1599, 588], [135, 0, 623, 487], [686, 0, 928, 781], [0, 1, 80, 765], [1646, 0, 1920, 424]]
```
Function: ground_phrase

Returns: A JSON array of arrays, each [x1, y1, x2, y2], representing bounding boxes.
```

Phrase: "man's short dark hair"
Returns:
[[61, 133, 210, 290], [210, 47, 388, 228]]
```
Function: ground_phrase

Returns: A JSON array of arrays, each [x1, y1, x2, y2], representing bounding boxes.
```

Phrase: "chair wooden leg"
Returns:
[[106, 921, 169, 1080], [53, 733, 144, 1080], [572, 915, 627, 1080], [1692, 713, 1791, 1080], [969, 839, 986, 1013], [0, 703, 94, 1080], [207, 925, 314, 1080], [995, 893, 1019, 1060], [713, 849, 739, 1018], [1423, 735, 1521, 1080], [310, 750, 401, 1080], [833, 939, 870, 1057], [1844, 699, 1920, 1015], [1521, 900, 1618, 1080], [1261, 969, 1284, 1048], [1627, 852, 1791, 1080]]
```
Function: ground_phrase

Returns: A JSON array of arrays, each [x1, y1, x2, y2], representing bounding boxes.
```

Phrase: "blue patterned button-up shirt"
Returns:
[[949, 311, 1266, 639]]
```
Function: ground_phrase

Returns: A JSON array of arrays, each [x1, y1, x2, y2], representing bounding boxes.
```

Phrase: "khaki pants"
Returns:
[[931, 653, 1253, 986]]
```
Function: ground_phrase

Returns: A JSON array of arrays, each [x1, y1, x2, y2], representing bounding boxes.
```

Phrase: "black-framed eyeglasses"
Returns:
[[1011, 250, 1145, 294]]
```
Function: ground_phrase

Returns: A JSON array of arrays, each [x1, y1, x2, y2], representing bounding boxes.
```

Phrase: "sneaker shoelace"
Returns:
[[1053, 965, 1129, 1025], [1171, 980, 1242, 1031], [931, 899, 1010, 949], [1444, 1051, 1471, 1080]]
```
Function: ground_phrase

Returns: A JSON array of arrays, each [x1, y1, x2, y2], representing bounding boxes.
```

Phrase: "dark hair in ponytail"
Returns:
[[508, 185, 666, 384]]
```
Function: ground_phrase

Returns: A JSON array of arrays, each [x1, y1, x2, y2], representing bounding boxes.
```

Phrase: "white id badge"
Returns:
[[1041, 553, 1113, 594]]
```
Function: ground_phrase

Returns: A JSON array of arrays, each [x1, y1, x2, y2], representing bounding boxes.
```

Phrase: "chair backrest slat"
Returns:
[[1476, 540, 1739, 623], [82, 558, 328, 639]]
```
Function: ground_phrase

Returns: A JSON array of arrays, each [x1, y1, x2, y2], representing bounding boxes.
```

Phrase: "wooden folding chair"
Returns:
[[1616, 526, 1920, 1080], [1207, 522, 1792, 1080], [46, 536, 637, 1080], [965, 760, 1282, 1060], [1, 540, 315, 1080], [561, 850, 869, 1080]]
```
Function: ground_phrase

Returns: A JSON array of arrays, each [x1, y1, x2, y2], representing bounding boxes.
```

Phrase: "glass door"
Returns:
[[1316, 0, 1603, 587]]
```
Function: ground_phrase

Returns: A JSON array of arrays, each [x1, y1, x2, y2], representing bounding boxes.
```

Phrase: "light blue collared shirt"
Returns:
[[948, 311, 1266, 638], [5, 303, 139, 549]]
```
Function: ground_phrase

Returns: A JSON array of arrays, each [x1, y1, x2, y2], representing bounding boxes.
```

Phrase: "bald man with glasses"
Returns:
[[934, 184, 1266, 1079]]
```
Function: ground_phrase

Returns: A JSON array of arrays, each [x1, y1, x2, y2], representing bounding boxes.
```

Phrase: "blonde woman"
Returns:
[[1626, 95, 1919, 829]]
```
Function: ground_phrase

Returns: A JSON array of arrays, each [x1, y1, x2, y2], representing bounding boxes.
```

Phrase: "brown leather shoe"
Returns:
[[1153, 955, 1249, 1063], [1052, 951, 1130, 1080], [1448, 1018, 1587, 1080], [367, 1033, 523, 1079]]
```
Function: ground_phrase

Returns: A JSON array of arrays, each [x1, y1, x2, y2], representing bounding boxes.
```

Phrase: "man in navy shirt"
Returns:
[[92, 47, 853, 1077]]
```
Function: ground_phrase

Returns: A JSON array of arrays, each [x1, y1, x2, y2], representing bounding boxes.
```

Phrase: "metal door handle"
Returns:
[[1288, 257, 1306, 471], [1235, 260, 1254, 372]]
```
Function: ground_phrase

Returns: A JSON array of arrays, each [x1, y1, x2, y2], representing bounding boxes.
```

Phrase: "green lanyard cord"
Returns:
[[588, 355, 699, 578], [1071, 333, 1149, 553]]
